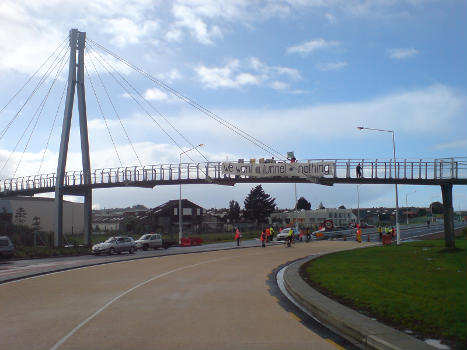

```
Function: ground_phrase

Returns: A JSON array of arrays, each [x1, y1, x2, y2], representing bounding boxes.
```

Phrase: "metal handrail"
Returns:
[[1, 157, 466, 193]]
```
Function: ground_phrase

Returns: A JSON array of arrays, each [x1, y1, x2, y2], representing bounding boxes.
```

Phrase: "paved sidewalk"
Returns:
[[283, 255, 438, 350]]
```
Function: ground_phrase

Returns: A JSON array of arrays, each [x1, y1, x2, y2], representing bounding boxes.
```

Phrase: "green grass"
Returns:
[[301, 239, 466, 349]]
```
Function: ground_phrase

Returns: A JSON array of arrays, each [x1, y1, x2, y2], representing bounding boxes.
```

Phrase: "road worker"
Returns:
[[378, 225, 382, 240], [266, 227, 271, 242], [234, 228, 241, 247], [260, 230, 266, 248]]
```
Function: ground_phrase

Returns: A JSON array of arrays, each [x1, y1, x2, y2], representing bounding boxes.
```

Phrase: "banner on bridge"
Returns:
[[221, 161, 335, 178]]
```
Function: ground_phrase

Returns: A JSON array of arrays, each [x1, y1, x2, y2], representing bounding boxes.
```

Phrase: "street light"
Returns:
[[405, 190, 416, 225], [179, 144, 204, 244], [357, 126, 401, 245], [357, 184, 360, 225]]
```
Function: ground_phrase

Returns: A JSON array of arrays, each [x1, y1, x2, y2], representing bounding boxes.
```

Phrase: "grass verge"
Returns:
[[301, 239, 466, 349]]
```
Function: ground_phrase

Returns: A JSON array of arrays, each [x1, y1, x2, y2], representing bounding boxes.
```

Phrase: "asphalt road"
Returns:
[[0, 241, 370, 350], [1, 222, 464, 283]]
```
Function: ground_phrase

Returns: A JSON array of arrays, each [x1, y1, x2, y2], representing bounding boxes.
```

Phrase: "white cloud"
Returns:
[[270, 81, 290, 90], [434, 139, 467, 150], [195, 57, 299, 90], [143, 88, 170, 101], [388, 48, 419, 60], [101, 17, 159, 47], [287, 38, 340, 55], [325, 13, 337, 24], [316, 61, 348, 71]]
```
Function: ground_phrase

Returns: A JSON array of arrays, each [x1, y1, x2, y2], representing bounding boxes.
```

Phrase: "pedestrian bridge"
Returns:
[[1, 157, 465, 197]]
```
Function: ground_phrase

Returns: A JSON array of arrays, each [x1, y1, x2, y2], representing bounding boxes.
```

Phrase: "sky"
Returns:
[[0, 0, 466, 211]]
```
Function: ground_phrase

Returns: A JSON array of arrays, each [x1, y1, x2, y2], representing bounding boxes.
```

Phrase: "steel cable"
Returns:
[[84, 64, 123, 167], [87, 38, 286, 161]]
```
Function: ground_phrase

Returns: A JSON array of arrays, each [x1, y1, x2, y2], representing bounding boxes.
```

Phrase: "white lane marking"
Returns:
[[49, 256, 228, 350]]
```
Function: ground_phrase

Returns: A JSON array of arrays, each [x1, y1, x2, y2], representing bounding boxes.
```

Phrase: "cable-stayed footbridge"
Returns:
[[0, 29, 465, 248]]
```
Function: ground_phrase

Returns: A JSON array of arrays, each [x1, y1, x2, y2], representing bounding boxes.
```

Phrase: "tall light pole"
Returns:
[[405, 190, 416, 225], [179, 144, 204, 244], [357, 184, 360, 225], [357, 126, 400, 245]]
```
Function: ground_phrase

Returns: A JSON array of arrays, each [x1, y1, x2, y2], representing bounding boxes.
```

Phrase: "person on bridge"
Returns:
[[260, 230, 266, 248], [356, 163, 362, 178], [234, 228, 241, 246]]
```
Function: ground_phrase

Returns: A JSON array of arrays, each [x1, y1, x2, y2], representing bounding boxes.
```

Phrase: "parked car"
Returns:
[[276, 228, 299, 241], [92, 236, 136, 255], [0, 236, 15, 258], [135, 233, 163, 250]]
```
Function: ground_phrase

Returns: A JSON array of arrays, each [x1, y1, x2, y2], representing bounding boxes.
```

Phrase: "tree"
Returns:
[[32, 216, 41, 231], [14, 207, 27, 225], [318, 202, 325, 209], [296, 197, 311, 210], [244, 185, 276, 224], [228, 200, 241, 223], [430, 201, 443, 214]]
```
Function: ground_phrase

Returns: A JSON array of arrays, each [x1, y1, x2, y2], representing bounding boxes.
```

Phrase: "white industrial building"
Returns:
[[270, 208, 357, 227], [0, 197, 84, 234]]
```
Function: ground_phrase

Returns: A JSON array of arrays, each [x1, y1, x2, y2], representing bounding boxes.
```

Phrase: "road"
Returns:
[[1, 222, 464, 283], [0, 241, 369, 350]]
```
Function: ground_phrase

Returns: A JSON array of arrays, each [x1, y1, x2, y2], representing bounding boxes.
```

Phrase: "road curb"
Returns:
[[283, 255, 438, 350]]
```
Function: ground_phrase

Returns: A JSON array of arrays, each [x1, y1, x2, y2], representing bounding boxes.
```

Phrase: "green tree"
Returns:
[[296, 197, 311, 210], [244, 185, 276, 224], [228, 200, 241, 223], [14, 207, 27, 225], [430, 201, 443, 214]]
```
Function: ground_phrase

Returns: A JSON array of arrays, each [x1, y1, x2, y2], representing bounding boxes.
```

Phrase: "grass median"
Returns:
[[301, 238, 466, 349]]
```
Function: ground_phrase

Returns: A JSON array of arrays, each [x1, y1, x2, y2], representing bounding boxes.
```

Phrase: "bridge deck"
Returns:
[[1, 158, 466, 197]]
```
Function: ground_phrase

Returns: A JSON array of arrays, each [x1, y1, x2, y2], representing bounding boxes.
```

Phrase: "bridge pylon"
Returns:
[[54, 29, 92, 247]]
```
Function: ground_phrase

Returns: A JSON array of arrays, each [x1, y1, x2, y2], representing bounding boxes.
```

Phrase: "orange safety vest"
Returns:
[[260, 232, 266, 241]]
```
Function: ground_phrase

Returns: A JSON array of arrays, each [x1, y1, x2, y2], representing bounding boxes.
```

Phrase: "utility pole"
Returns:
[[55, 29, 92, 247]]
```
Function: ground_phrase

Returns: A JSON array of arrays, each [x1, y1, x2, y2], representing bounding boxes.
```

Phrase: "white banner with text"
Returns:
[[221, 161, 335, 178]]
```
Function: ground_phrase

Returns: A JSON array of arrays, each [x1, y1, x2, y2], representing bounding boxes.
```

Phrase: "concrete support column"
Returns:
[[441, 183, 455, 249]]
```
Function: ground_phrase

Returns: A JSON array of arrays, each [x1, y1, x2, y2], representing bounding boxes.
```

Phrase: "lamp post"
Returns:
[[405, 190, 416, 225], [357, 184, 360, 225], [357, 126, 400, 245], [179, 144, 204, 244]]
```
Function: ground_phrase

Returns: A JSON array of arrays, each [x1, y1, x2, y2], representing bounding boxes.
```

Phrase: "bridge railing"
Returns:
[[1, 157, 466, 194]]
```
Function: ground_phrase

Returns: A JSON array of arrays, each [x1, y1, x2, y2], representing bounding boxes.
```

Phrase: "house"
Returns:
[[270, 208, 357, 228], [139, 199, 205, 238]]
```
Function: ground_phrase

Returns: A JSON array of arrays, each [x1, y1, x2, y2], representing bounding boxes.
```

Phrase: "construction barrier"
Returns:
[[382, 234, 392, 245], [180, 237, 203, 247]]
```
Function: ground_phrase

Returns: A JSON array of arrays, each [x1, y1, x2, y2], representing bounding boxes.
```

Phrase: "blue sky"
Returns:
[[0, 0, 466, 211]]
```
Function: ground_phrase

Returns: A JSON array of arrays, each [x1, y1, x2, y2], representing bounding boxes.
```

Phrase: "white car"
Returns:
[[92, 236, 136, 255], [135, 233, 163, 250], [276, 228, 299, 241]]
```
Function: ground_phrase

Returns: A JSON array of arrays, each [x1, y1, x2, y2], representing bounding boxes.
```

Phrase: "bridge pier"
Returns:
[[441, 183, 455, 249]]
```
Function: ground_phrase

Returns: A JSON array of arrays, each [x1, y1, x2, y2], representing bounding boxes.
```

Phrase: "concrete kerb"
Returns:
[[282, 255, 438, 350]]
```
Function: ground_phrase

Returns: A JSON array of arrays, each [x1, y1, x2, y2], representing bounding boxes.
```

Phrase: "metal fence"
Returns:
[[1, 157, 466, 194]]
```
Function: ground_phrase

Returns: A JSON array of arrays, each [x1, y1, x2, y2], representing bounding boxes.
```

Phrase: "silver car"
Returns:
[[0, 236, 15, 258], [135, 233, 163, 250], [92, 236, 136, 255]]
